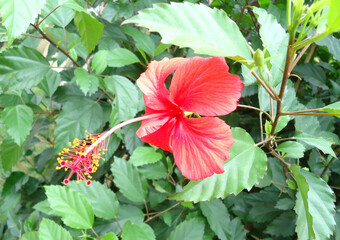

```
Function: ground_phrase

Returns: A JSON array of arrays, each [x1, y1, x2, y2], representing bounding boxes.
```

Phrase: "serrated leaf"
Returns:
[[122, 122, 144, 154], [45, 185, 94, 229], [130, 147, 162, 166], [200, 199, 231, 240], [59, 0, 86, 12], [68, 181, 119, 220], [123, 2, 251, 61], [104, 75, 139, 121], [122, 221, 155, 240], [107, 48, 140, 67], [38, 218, 72, 240], [74, 11, 104, 54], [170, 128, 267, 203], [276, 141, 305, 158], [0, 47, 50, 90], [0, 0, 46, 44], [295, 132, 336, 157], [292, 164, 336, 240], [322, 101, 340, 118], [138, 161, 168, 180], [168, 218, 205, 240], [327, 0, 340, 33], [121, 26, 156, 56], [38, 69, 61, 96], [265, 212, 296, 237], [1, 137, 22, 171], [74, 68, 99, 95], [111, 157, 147, 202], [54, 97, 104, 153], [2, 105, 33, 145]]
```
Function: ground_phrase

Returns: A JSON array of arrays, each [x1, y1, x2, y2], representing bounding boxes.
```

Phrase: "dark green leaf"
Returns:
[[275, 198, 295, 210], [1, 138, 22, 171], [295, 132, 336, 157], [171, 128, 267, 202], [38, 218, 72, 240], [168, 218, 205, 240], [138, 161, 168, 180], [265, 212, 296, 237], [123, 2, 251, 61], [122, 221, 156, 240], [2, 105, 33, 145], [111, 157, 147, 202], [68, 181, 119, 220], [130, 147, 162, 166], [45, 185, 94, 229], [74, 11, 104, 54]]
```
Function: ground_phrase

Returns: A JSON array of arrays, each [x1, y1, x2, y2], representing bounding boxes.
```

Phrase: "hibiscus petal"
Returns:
[[170, 116, 234, 180], [170, 57, 243, 116], [136, 114, 177, 152], [137, 57, 188, 112]]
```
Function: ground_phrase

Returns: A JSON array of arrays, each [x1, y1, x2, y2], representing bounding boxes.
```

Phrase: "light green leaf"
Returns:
[[121, 26, 156, 56], [0, 47, 50, 90], [200, 199, 231, 240], [91, 50, 108, 74], [0, 138, 22, 171], [21, 231, 39, 240], [170, 128, 267, 202], [327, 0, 340, 33], [38, 218, 72, 240], [41, 0, 74, 27], [111, 157, 147, 202], [107, 48, 140, 67], [54, 97, 104, 153], [0, 0, 46, 45], [102, 232, 118, 240], [276, 141, 306, 158], [45, 185, 94, 229], [130, 147, 162, 167], [2, 105, 33, 146], [74, 11, 104, 54], [59, 0, 86, 12], [68, 181, 119, 220], [322, 101, 340, 118], [122, 221, 156, 240], [123, 2, 251, 61], [74, 68, 99, 95], [274, 115, 290, 133], [168, 218, 205, 240], [295, 132, 336, 157], [104, 75, 139, 121], [292, 164, 336, 240]]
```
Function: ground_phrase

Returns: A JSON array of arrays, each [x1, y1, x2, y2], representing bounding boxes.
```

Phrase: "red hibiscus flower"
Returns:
[[136, 56, 243, 180]]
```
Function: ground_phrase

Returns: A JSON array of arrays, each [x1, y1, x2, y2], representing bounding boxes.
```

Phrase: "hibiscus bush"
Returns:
[[0, 0, 339, 239]]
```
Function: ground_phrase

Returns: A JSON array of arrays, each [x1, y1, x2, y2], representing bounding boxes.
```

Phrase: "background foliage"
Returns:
[[0, 0, 339, 239]]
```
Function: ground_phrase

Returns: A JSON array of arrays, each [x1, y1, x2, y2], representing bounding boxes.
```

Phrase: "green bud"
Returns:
[[254, 49, 265, 67], [264, 120, 272, 134], [286, 179, 297, 190]]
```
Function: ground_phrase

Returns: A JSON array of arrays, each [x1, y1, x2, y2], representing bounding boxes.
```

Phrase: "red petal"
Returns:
[[170, 117, 234, 180], [170, 57, 243, 116], [137, 57, 188, 112], [136, 114, 177, 152]]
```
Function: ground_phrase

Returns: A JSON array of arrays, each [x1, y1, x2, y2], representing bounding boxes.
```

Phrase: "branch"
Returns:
[[251, 71, 280, 101], [320, 157, 336, 178], [38, 4, 61, 26], [238, 104, 274, 123]]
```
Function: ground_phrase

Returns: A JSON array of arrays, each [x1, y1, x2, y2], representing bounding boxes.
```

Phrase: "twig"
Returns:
[[115, 216, 123, 232], [289, 44, 310, 72], [251, 71, 280, 101], [238, 104, 274, 123], [144, 202, 181, 223], [320, 157, 337, 178], [90, 227, 101, 240], [236, 0, 248, 26]]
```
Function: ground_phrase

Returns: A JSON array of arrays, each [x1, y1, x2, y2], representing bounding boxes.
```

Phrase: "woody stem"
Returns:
[[84, 113, 167, 154]]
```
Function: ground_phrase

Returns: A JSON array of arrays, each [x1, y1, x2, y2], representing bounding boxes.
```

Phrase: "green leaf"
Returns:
[[111, 157, 147, 202], [59, 0, 86, 12], [54, 97, 104, 153], [168, 218, 205, 240], [122, 122, 144, 154], [45, 185, 94, 229], [107, 48, 140, 67], [275, 198, 295, 210], [2, 105, 33, 146], [200, 199, 231, 240], [322, 101, 340, 118], [74, 68, 99, 95], [317, 34, 340, 61], [170, 128, 267, 202], [122, 221, 156, 240], [327, 0, 340, 33], [0, 0, 46, 45], [38, 218, 72, 240], [291, 164, 336, 240], [74, 11, 104, 54], [265, 212, 296, 237], [123, 2, 251, 61], [295, 132, 336, 157], [121, 26, 156, 56], [21, 231, 39, 240], [276, 141, 306, 158], [104, 75, 139, 121], [91, 50, 108, 74], [138, 161, 168, 180], [41, 0, 74, 27], [68, 181, 119, 220], [130, 147, 162, 167], [294, 64, 328, 90], [274, 115, 290, 133], [102, 232, 119, 240], [0, 138, 22, 171], [38, 69, 61, 97], [0, 47, 50, 90]]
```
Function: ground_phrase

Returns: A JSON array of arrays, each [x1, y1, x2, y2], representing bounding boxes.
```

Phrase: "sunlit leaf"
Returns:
[[129, 147, 162, 166], [295, 132, 336, 157], [123, 2, 251, 61], [276, 141, 305, 158], [74, 68, 99, 95], [327, 0, 340, 33], [38, 218, 72, 240], [322, 101, 340, 118], [122, 221, 155, 240], [168, 218, 205, 240]]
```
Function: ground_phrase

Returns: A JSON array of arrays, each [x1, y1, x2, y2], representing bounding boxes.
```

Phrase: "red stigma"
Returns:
[[86, 180, 91, 185], [88, 167, 93, 172], [64, 179, 69, 184], [61, 160, 66, 166], [80, 155, 85, 159]]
